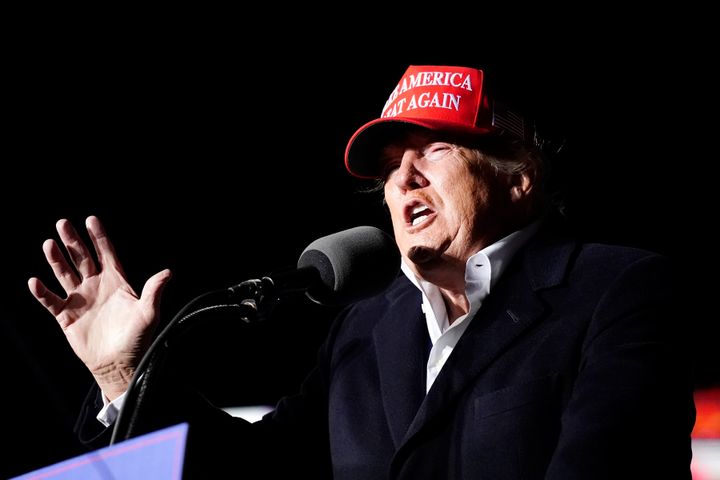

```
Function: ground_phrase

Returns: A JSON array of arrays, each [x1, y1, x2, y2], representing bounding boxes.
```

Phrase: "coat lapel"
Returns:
[[372, 282, 429, 448], [399, 230, 578, 447]]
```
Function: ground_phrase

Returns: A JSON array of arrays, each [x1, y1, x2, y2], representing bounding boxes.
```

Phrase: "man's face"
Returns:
[[382, 131, 517, 280]]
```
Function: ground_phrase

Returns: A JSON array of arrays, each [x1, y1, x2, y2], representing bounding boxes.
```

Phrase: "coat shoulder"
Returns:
[[328, 275, 418, 338]]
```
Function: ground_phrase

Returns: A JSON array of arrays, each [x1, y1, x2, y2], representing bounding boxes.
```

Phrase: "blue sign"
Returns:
[[12, 423, 188, 480]]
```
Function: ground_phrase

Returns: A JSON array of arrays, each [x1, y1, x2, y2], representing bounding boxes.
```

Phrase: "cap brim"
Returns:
[[344, 117, 494, 179]]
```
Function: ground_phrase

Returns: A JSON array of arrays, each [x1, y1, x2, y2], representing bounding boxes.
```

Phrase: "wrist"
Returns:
[[91, 364, 134, 401]]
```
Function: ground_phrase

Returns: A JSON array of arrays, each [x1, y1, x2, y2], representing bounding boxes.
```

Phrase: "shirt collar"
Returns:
[[401, 219, 542, 335]]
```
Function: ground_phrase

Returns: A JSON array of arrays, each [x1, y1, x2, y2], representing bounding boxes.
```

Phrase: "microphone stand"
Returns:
[[110, 278, 278, 445]]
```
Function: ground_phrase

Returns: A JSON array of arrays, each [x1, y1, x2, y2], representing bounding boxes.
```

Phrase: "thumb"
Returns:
[[140, 269, 172, 311]]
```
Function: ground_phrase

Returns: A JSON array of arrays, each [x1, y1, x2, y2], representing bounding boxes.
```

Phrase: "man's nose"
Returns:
[[392, 150, 429, 191]]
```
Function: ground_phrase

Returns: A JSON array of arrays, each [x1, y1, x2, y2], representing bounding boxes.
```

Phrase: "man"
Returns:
[[29, 65, 694, 478]]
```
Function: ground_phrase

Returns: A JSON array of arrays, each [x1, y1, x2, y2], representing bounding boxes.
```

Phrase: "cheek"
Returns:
[[384, 193, 404, 226], [446, 181, 490, 224], [441, 176, 477, 207]]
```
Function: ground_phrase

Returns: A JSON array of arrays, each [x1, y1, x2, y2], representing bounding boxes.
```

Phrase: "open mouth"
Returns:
[[405, 201, 435, 228]]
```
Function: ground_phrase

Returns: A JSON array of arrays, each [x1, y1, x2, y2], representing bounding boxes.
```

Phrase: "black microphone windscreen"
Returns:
[[297, 226, 400, 305]]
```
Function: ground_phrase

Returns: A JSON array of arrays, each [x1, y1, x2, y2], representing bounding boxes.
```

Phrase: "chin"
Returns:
[[406, 245, 442, 265]]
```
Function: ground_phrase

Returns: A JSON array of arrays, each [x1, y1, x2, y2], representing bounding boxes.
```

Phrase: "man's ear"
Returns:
[[510, 172, 534, 202]]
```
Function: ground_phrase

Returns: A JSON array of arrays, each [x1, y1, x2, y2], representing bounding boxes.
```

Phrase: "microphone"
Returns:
[[297, 225, 401, 305], [229, 226, 401, 307]]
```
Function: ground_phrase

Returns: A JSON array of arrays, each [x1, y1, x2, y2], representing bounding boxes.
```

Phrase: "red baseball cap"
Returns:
[[345, 65, 530, 179]]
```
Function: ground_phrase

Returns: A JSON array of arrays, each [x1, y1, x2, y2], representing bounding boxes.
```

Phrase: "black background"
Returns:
[[3, 15, 716, 478]]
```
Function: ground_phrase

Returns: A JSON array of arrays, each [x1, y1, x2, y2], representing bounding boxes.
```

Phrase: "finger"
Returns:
[[43, 238, 81, 292], [85, 216, 124, 273], [140, 269, 172, 311], [28, 277, 65, 317], [56, 218, 98, 279]]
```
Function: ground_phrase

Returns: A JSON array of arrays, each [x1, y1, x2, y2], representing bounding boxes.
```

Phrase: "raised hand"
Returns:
[[28, 216, 171, 400]]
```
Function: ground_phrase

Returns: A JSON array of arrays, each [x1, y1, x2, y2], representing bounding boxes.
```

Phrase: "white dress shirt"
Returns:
[[400, 222, 541, 392]]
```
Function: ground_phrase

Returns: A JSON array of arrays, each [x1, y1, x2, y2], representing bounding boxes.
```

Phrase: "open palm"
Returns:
[[28, 216, 171, 400]]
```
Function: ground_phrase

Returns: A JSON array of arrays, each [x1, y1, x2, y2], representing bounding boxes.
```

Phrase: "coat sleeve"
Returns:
[[545, 254, 695, 479]]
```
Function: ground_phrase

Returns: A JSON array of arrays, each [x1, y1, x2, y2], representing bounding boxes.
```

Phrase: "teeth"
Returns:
[[412, 205, 427, 215], [412, 214, 429, 226], [409, 204, 431, 227]]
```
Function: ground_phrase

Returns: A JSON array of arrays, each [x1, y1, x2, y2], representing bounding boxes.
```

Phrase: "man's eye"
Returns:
[[423, 143, 452, 161]]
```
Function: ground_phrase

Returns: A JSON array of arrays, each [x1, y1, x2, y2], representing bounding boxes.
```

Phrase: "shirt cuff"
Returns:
[[96, 390, 127, 427]]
